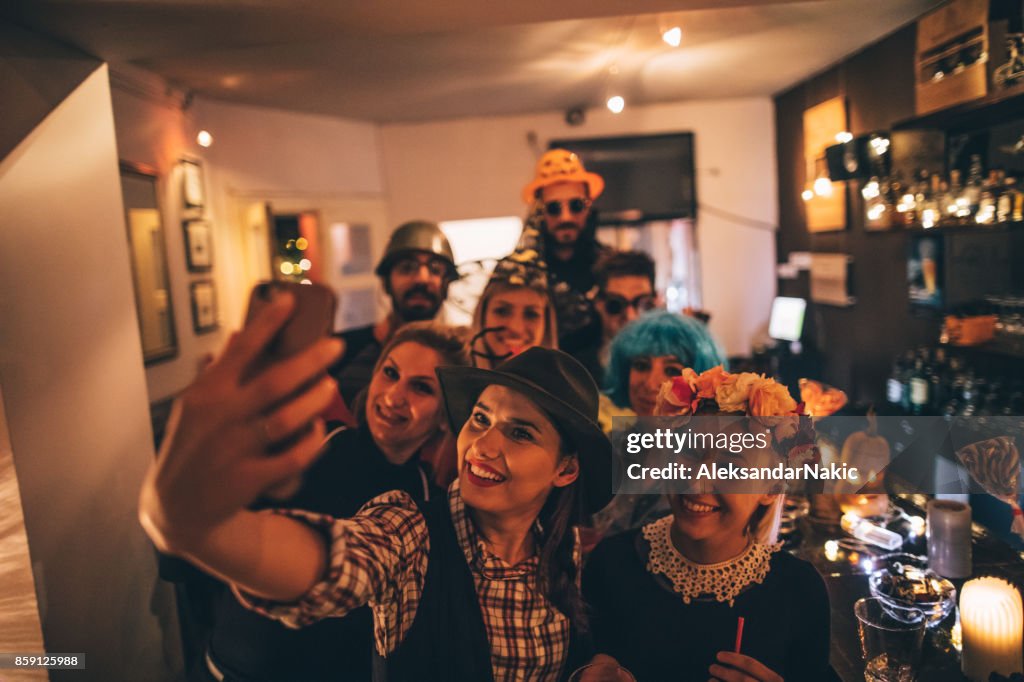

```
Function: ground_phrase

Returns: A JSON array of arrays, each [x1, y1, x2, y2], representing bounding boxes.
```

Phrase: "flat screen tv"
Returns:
[[548, 133, 696, 223]]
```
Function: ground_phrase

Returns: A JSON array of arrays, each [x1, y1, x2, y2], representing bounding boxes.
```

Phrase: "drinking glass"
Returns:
[[855, 597, 926, 682], [567, 661, 637, 682]]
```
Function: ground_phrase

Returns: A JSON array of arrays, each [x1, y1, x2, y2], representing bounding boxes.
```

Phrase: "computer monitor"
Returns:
[[769, 297, 806, 342]]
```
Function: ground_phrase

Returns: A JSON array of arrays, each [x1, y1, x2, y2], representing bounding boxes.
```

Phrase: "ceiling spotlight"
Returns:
[[197, 130, 214, 148], [607, 95, 625, 114], [662, 26, 682, 47]]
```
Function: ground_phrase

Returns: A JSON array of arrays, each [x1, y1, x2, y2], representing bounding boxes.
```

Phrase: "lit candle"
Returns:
[[960, 577, 1024, 682]]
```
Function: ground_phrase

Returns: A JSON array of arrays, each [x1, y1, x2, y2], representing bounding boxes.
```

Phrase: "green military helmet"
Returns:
[[375, 220, 458, 280]]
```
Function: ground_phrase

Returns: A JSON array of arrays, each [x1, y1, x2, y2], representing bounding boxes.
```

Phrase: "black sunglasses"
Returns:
[[602, 294, 656, 316], [544, 198, 588, 217]]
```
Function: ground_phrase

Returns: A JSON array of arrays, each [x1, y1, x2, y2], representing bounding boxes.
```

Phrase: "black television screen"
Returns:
[[549, 133, 696, 223]]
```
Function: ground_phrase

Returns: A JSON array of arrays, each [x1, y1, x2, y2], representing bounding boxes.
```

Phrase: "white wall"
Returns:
[[0, 64, 175, 680], [111, 81, 386, 400], [193, 99, 387, 358], [379, 99, 778, 356]]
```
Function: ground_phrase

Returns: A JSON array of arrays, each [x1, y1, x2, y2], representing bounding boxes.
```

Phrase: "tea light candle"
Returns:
[[927, 499, 972, 578], [960, 577, 1023, 682]]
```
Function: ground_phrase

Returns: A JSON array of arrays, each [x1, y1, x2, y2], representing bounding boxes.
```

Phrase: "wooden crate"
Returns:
[[916, 0, 989, 115]]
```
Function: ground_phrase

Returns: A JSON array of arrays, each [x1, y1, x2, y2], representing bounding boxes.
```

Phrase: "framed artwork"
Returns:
[[802, 97, 848, 233], [184, 219, 213, 271], [181, 159, 205, 209], [119, 161, 178, 365], [190, 280, 219, 333], [908, 234, 944, 310]]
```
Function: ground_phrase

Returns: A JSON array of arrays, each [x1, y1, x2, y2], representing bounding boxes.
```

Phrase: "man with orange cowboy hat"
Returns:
[[520, 148, 612, 347]]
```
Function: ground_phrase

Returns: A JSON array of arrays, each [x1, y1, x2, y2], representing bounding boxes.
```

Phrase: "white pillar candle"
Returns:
[[960, 577, 1024, 682], [927, 499, 972, 578]]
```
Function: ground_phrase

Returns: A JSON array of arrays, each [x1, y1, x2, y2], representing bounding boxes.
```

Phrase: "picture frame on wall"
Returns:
[[190, 280, 218, 333], [181, 159, 205, 209], [183, 219, 213, 271]]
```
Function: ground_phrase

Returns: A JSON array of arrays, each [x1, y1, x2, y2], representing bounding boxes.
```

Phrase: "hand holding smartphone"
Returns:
[[244, 281, 337, 371]]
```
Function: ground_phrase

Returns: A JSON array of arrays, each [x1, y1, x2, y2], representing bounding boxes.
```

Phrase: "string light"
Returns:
[[835, 131, 853, 144], [662, 26, 682, 47], [607, 95, 625, 114], [196, 130, 213, 148]]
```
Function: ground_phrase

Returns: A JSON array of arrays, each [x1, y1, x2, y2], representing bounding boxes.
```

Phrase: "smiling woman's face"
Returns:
[[628, 355, 684, 416], [482, 287, 548, 360], [365, 342, 445, 459], [456, 385, 578, 518]]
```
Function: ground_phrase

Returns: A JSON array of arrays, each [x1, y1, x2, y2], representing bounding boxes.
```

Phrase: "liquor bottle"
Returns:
[[1000, 176, 1020, 223], [1012, 176, 1024, 222], [964, 155, 984, 218], [921, 173, 941, 228], [902, 170, 920, 226], [928, 347, 949, 414], [948, 170, 968, 223], [886, 354, 908, 406], [976, 170, 999, 224], [908, 356, 930, 415]]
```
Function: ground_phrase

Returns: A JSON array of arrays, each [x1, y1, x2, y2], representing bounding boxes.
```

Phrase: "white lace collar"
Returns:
[[641, 515, 781, 606]]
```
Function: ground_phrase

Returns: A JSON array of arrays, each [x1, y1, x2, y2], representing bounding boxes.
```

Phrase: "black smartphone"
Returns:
[[242, 280, 336, 385]]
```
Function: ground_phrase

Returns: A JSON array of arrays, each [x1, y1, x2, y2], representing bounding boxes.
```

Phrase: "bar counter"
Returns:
[[788, 494, 1024, 681]]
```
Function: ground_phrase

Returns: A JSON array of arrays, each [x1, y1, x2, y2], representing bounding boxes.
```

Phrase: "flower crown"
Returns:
[[655, 366, 819, 464]]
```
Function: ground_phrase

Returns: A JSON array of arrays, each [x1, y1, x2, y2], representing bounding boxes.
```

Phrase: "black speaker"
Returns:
[[825, 133, 891, 180]]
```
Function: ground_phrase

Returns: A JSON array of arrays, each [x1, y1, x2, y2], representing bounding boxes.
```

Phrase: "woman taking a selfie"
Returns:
[[470, 250, 558, 369], [139, 292, 612, 681], [196, 321, 469, 682], [583, 369, 836, 682]]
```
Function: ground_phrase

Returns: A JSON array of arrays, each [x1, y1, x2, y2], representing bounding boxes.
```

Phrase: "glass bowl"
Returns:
[[868, 553, 956, 629]]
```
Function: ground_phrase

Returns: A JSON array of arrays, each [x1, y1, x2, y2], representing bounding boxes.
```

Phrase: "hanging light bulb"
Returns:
[[196, 130, 214, 148], [813, 176, 833, 197], [607, 95, 625, 114], [662, 26, 682, 47]]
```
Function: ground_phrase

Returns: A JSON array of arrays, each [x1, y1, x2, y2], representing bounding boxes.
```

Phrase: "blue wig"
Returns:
[[604, 310, 726, 408]]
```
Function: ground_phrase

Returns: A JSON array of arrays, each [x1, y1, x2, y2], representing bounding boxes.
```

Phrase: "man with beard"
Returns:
[[519, 149, 611, 349], [331, 220, 458, 405]]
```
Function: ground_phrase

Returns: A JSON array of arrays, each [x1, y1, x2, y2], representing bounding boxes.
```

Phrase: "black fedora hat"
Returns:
[[436, 347, 612, 516]]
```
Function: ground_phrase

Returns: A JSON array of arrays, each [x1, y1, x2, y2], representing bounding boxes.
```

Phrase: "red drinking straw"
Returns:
[[734, 616, 745, 654]]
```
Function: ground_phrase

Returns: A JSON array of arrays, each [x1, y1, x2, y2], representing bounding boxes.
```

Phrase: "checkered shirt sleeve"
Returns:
[[235, 489, 429, 654]]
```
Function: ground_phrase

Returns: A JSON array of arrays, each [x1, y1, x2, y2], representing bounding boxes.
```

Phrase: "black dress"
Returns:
[[582, 526, 837, 682], [203, 424, 435, 682]]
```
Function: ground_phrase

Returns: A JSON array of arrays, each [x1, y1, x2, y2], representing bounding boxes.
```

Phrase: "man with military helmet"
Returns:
[[330, 220, 458, 404]]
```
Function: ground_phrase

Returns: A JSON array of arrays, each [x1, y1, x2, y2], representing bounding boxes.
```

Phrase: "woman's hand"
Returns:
[[709, 651, 784, 682], [139, 292, 343, 554]]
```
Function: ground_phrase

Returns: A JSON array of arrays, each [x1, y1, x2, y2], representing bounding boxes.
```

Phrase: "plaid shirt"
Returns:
[[240, 480, 574, 681]]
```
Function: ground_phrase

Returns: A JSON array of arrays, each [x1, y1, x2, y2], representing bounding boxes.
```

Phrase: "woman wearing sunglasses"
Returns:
[[139, 293, 613, 681], [470, 250, 559, 369]]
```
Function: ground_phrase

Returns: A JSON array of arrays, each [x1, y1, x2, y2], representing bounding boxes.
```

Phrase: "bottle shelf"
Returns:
[[892, 87, 1024, 132], [898, 220, 1024, 233]]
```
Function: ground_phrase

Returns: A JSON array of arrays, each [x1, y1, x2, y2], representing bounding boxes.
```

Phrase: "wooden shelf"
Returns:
[[876, 220, 1024, 234], [892, 87, 1024, 132]]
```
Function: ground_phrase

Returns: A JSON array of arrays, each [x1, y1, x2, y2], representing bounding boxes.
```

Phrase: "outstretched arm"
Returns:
[[139, 290, 343, 601]]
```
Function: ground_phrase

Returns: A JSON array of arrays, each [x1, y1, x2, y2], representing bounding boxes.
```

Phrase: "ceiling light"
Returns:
[[607, 96, 625, 114], [197, 130, 213, 147], [662, 26, 682, 47]]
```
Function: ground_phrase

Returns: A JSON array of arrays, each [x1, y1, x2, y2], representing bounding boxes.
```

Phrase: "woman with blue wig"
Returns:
[[593, 310, 726, 538], [599, 310, 725, 429]]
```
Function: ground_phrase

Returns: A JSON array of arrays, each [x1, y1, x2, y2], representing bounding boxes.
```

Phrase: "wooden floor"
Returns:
[[0, 389, 48, 681]]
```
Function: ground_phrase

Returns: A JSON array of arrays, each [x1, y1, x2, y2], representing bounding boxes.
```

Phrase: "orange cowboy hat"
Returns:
[[521, 148, 605, 204]]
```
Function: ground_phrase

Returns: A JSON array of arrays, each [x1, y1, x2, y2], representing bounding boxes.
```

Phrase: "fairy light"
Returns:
[[662, 26, 682, 47], [280, 262, 295, 275], [801, 189, 815, 201], [835, 131, 854, 144], [824, 540, 840, 561], [607, 96, 625, 114], [862, 180, 880, 200], [813, 177, 833, 197]]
